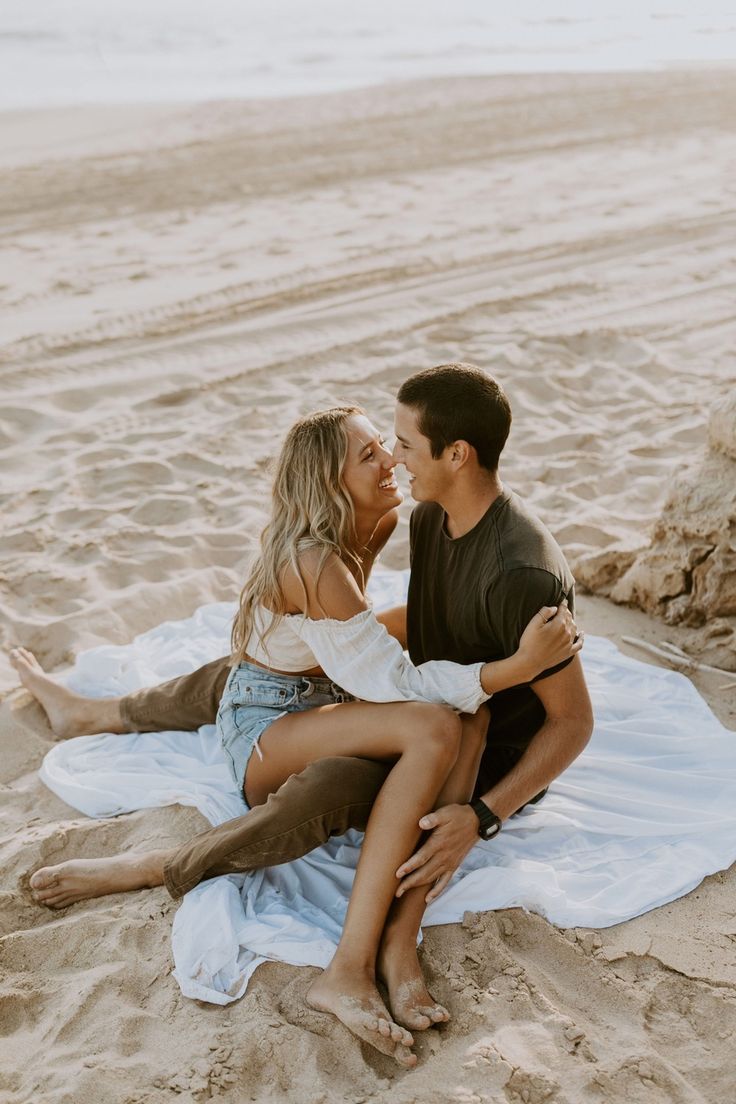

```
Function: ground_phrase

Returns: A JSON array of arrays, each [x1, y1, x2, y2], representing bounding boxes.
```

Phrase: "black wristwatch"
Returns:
[[470, 799, 502, 841]]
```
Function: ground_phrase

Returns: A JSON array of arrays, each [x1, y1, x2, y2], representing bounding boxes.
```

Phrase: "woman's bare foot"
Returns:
[[9, 647, 125, 738], [307, 963, 417, 1068], [378, 939, 450, 1031], [29, 850, 170, 908]]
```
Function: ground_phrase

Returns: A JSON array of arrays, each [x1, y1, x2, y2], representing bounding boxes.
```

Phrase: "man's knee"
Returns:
[[294, 756, 389, 817]]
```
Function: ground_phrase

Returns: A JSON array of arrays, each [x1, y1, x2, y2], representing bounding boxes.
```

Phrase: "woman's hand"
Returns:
[[517, 602, 583, 680]]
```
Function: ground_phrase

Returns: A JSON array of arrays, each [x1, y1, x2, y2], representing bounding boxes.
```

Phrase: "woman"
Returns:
[[17, 404, 581, 1067]]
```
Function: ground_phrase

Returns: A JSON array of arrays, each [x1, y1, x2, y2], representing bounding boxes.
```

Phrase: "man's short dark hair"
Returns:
[[397, 363, 511, 471]]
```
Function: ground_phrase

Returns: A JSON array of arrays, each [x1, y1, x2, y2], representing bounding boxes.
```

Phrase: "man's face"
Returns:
[[393, 402, 452, 503]]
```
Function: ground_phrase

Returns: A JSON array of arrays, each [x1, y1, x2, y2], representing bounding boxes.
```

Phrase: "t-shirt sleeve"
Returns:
[[489, 567, 576, 684]]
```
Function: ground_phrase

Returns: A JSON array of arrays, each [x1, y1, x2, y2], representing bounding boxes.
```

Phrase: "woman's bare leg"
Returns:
[[244, 699, 462, 1068], [377, 706, 489, 1031], [9, 647, 126, 737]]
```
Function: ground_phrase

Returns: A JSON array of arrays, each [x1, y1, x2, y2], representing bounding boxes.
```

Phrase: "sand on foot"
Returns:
[[378, 941, 450, 1031], [28, 851, 169, 908], [307, 968, 417, 1068]]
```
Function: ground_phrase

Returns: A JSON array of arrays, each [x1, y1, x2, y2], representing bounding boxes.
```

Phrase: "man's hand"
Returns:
[[395, 803, 479, 903]]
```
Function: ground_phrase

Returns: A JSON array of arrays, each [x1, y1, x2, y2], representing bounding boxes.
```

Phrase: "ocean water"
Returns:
[[2, 0, 736, 109]]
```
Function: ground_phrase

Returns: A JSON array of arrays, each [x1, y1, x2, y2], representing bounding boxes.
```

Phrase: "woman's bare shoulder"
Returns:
[[281, 548, 369, 621]]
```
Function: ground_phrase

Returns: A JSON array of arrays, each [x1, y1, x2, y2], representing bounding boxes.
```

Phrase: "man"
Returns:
[[15, 364, 592, 915]]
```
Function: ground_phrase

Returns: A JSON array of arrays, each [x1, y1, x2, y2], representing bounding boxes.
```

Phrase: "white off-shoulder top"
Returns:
[[246, 604, 489, 715]]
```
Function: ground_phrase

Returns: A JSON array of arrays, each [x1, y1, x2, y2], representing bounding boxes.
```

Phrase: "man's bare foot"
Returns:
[[29, 850, 170, 908], [378, 940, 450, 1031], [9, 646, 125, 738], [307, 964, 417, 1068]]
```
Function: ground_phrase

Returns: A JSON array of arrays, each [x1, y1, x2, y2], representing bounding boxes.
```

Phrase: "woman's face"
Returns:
[[341, 414, 403, 518]]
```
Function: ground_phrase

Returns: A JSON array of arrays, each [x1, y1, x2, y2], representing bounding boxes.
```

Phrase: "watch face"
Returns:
[[481, 822, 501, 840]]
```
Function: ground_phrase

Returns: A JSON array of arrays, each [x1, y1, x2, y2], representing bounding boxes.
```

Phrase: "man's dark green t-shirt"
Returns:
[[407, 490, 575, 784]]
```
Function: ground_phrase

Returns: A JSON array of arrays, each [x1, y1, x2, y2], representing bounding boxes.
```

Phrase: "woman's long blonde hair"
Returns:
[[231, 405, 364, 664]]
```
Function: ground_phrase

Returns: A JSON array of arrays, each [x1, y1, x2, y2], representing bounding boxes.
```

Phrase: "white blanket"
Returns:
[[40, 568, 736, 1005]]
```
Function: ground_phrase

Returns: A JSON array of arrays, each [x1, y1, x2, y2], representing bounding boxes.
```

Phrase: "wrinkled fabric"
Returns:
[[40, 568, 736, 1005]]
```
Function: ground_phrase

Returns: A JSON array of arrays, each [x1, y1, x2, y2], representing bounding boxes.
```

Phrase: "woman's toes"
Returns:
[[410, 1004, 448, 1028], [395, 1024, 413, 1046], [406, 1010, 432, 1030], [394, 1045, 418, 1069]]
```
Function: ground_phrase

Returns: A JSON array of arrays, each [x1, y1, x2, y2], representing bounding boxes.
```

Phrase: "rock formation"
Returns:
[[579, 392, 736, 669]]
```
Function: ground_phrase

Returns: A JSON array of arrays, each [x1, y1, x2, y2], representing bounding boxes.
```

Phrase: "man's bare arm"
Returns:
[[479, 655, 593, 819], [395, 656, 594, 901], [375, 604, 408, 647]]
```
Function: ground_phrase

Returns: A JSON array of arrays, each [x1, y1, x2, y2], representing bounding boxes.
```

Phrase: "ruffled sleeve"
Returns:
[[290, 609, 489, 714]]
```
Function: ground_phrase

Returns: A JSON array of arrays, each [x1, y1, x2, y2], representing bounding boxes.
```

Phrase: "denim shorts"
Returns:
[[217, 660, 355, 795]]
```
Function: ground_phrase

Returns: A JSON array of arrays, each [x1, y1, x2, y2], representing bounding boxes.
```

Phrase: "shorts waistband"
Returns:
[[233, 659, 339, 691]]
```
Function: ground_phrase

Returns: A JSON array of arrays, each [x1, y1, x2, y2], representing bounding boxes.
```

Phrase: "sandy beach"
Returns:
[[1, 71, 735, 1103]]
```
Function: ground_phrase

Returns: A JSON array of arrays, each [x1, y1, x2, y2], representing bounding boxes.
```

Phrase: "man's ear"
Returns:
[[449, 439, 473, 468]]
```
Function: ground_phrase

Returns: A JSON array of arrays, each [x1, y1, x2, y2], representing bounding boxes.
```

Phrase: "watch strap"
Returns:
[[470, 799, 502, 839]]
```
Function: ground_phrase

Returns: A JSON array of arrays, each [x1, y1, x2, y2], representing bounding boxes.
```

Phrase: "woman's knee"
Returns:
[[411, 704, 462, 763], [465, 703, 490, 745], [477, 702, 491, 728]]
